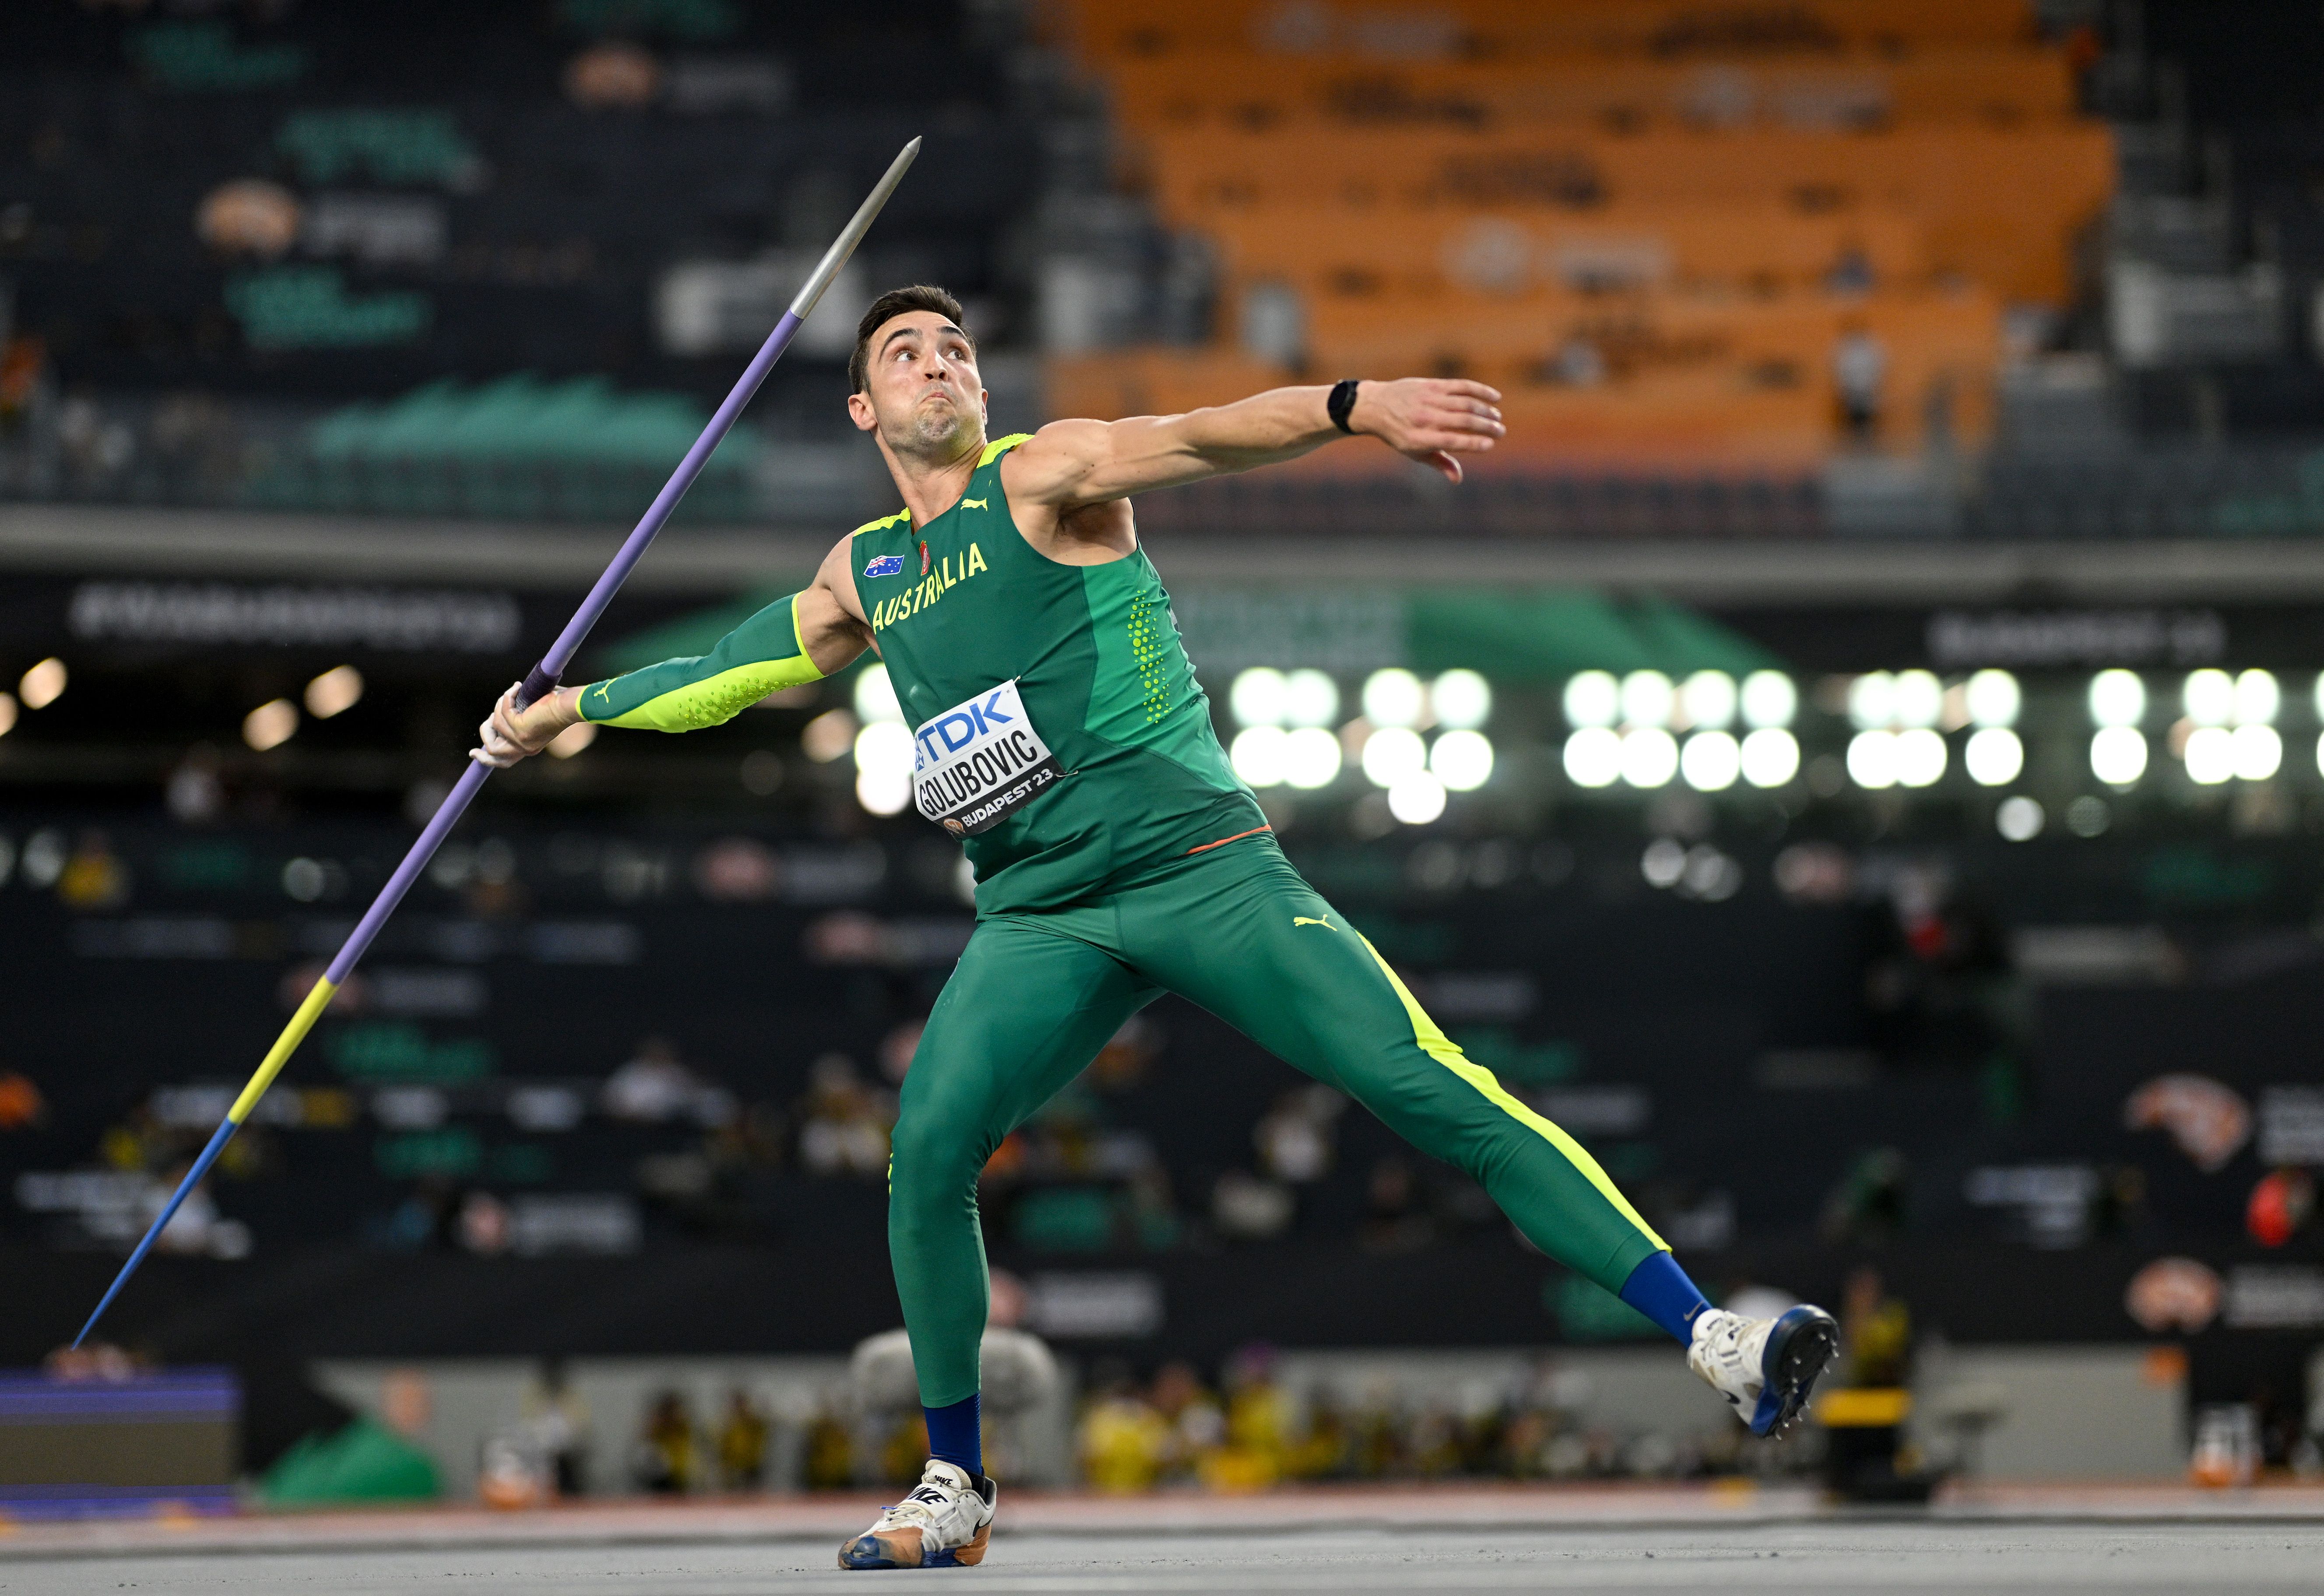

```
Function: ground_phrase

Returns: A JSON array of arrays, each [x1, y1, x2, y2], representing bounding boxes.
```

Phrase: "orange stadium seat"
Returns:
[[1139, 123, 2110, 305], [1200, 203, 1929, 299], [1101, 49, 2079, 134], [1046, 0, 2039, 63]]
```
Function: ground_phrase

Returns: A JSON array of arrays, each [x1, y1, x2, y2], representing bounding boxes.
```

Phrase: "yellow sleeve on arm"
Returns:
[[578, 592, 824, 732]]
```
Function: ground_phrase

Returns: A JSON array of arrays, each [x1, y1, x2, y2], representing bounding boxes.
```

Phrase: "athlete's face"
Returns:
[[849, 311, 986, 456]]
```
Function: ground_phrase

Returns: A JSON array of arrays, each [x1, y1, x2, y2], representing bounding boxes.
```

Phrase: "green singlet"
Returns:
[[851, 434, 1266, 914], [579, 429, 1672, 1412]]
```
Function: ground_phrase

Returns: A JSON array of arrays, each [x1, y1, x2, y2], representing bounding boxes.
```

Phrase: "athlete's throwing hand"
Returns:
[[471, 682, 580, 768], [1346, 377, 1505, 484]]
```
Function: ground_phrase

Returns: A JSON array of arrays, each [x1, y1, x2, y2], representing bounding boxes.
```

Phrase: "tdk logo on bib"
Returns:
[[863, 554, 905, 579], [912, 680, 1061, 837]]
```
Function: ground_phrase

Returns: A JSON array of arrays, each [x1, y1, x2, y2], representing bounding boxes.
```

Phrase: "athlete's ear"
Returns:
[[846, 390, 878, 433], [979, 386, 989, 426]]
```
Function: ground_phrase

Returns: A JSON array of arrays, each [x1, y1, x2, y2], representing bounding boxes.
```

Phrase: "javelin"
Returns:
[[72, 137, 924, 1347]]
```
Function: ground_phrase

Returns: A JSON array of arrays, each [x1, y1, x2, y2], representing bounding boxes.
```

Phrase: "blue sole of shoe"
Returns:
[[1749, 1305, 1839, 1436]]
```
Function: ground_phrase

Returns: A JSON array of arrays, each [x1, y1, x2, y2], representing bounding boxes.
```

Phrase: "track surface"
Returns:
[[4, 1523, 2323, 1594]]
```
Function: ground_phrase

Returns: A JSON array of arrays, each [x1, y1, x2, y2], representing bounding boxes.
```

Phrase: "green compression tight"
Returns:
[[888, 834, 1669, 1407]]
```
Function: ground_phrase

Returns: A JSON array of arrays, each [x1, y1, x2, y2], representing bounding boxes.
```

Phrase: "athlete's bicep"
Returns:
[[798, 572, 871, 674], [1002, 416, 1214, 509]]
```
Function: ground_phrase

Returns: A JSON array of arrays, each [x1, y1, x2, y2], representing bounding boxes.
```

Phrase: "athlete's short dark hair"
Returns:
[[851, 285, 972, 393]]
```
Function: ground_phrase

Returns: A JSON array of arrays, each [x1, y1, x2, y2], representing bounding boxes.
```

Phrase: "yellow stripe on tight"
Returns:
[[1360, 938, 1668, 1252], [229, 976, 338, 1124]]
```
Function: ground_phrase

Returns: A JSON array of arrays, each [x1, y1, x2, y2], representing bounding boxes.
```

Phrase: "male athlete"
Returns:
[[476, 286, 1837, 1569]]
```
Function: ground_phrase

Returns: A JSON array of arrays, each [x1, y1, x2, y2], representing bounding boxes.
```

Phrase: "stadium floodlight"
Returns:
[[1361, 725, 1427, 787], [1997, 795, 2044, 841], [1363, 668, 1425, 729], [1680, 730, 1740, 791], [304, 665, 364, 719], [1388, 772, 1447, 824], [1281, 726, 1343, 789], [854, 719, 915, 815], [68, 138, 929, 1349], [1620, 670, 1675, 729], [1563, 727, 1621, 787], [1620, 726, 1678, 788], [1431, 669, 1491, 730], [2315, 672, 2324, 726], [2234, 669, 2280, 727], [1740, 670, 1797, 730], [1231, 666, 1288, 728], [2182, 668, 2233, 728], [1231, 725, 1289, 787], [2182, 726, 2232, 784], [1739, 727, 1799, 788], [2091, 725, 2149, 785], [2232, 723, 2283, 782], [243, 699, 297, 752], [1965, 669, 2020, 729], [1679, 670, 1737, 730], [1964, 727, 2024, 787], [1283, 669, 1340, 729], [1892, 670, 1943, 731], [854, 662, 903, 724], [1847, 672, 1895, 730], [19, 658, 65, 710], [1894, 726, 1947, 787], [1429, 728, 1493, 791], [1563, 670, 1620, 728], [2088, 670, 2147, 729], [1847, 730, 1898, 788]]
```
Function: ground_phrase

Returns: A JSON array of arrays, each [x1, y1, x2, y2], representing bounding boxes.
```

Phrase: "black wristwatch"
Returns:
[[1327, 378, 1364, 433]]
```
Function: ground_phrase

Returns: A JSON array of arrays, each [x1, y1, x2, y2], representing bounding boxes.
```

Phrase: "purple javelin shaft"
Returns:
[[327, 299, 801, 985], [71, 139, 919, 1348]]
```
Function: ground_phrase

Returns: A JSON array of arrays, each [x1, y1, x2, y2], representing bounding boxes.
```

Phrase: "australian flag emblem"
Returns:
[[862, 554, 905, 579]]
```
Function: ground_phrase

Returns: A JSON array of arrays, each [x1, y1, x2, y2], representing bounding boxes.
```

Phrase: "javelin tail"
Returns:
[[72, 138, 923, 1346]]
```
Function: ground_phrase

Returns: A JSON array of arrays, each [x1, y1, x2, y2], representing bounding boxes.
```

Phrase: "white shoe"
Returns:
[[837, 1460, 996, 1570], [1688, 1304, 1839, 1436]]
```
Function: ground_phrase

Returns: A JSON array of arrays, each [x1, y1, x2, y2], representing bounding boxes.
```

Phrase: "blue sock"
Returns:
[[922, 1393, 982, 1479], [1618, 1251, 1712, 1344]]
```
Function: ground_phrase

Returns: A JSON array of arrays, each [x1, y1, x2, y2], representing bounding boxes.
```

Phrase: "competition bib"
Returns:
[[912, 680, 1062, 837]]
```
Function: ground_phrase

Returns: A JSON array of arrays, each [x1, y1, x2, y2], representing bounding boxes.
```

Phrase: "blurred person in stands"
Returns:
[[1078, 1363, 1170, 1492], [632, 1390, 699, 1494], [479, 284, 1837, 1568], [522, 1361, 591, 1498], [1148, 1360, 1225, 1483], [717, 1388, 770, 1491], [795, 1053, 894, 1178], [1832, 322, 1888, 443]]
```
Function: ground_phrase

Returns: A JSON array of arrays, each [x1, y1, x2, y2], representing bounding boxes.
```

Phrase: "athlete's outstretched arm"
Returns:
[[474, 565, 868, 764], [1003, 377, 1504, 511]]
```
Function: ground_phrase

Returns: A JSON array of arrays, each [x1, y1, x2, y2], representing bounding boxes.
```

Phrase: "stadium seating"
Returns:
[[1041, 0, 2103, 471]]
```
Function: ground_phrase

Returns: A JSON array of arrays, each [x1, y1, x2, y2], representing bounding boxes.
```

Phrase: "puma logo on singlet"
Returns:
[[961, 496, 988, 509], [1293, 916, 1332, 930]]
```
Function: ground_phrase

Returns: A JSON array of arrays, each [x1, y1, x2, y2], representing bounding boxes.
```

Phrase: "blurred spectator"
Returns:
[[43, 1342, 140, 1382], [1821, 1147, 1908, 1245], [566, 42, 661, 109], [196, 179, 300, 257], [1210, 1169, 1293, 1240], [1148, 1361, 1225, 1480], [632, 1390, 698, 1494], [602, 1037, 724, 1124], [1203, 1344, 1290, 1491], [1831, 323, 1887, 441], [1824, 240, 1876, 295], [522, 1363, 591, 1498], [1079, 1366, 1171, 1492], [796, 1054, 893, 1177], [456, 1190, 510, 1254], [800, 1388, 856, 1490], [716, 1389, 769, 1490], [1255, 1085, 1346, 1183], [1841, 1267, 1912, 1389]]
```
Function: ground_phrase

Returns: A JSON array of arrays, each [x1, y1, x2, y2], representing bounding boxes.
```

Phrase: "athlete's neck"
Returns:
[[876, 428, 988, 529]]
